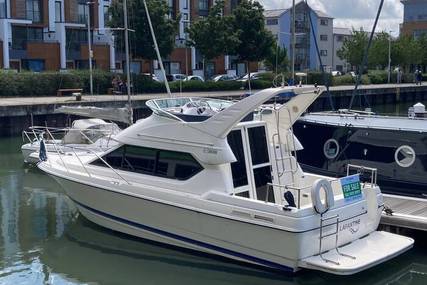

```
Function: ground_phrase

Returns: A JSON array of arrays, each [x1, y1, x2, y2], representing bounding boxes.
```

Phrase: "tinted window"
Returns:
[[253, 166, 274, 203], [227, 130, 248, 188], [91, 145, 203, 180], [248, 126, 269, 165]]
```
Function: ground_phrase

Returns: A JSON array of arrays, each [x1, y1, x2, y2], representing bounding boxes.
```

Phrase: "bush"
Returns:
[[332, 74, 355, 86]]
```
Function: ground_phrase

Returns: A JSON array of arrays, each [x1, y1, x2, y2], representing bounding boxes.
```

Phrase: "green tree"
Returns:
[[368, 32, 389, 69], [337, 29, 368, 71], [231, 0, 275, 90], [187, 0, 239, 77], [264, 43, 289, 73], [109, 0, 179, 73]]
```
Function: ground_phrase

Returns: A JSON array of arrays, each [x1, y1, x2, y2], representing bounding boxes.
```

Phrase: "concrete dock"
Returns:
[[1, 83, 426, 136]]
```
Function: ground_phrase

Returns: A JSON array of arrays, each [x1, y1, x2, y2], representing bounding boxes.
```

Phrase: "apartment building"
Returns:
[[332, 27, 352, 72], [264, 1, 333, 72], [155, 0, 249, 79], [400, 0, 427, 38], [0, 0, 115, 72], [0, 0, 254, 77]]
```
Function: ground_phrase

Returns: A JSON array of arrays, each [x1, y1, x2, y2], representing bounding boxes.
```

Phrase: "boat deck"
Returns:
[[381, 194, 427, 231], [301, 113, 427, 132]]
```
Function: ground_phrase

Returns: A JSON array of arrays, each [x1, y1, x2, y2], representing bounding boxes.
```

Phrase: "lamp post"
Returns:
[[86, 2, 95, 96], [182, 19, 190, 77], [291, 0, 296, 83], [388, 30, 392, 84]]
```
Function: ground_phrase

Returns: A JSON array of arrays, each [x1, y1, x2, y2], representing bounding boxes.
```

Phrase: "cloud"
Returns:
[[258, 0, 403, 36]]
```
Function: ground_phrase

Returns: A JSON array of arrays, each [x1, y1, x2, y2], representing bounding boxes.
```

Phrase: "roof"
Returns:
[[264, 2, 333, 19], [333, 27, 352, 36], [264, 9, 288, 18]]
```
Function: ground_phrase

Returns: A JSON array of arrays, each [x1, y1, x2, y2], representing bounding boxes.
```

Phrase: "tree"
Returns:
[[337, 29, 368, 71], [231, 0, 275, 90], [187, 0, 239, 77], [264, 43, 289, 73], [109, 0, 179, 73], [368, 32, 389, 69]]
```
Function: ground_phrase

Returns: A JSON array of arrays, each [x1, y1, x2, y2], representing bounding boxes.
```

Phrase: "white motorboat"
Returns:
[[37, 86, 413, 275], [22, 118, 120, 164]]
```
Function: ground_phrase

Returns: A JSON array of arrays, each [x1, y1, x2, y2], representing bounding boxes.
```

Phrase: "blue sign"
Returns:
[[340, 174, 362, 202]]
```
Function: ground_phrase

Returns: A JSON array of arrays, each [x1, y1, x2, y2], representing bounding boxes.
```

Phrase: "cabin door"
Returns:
[[228, 124, 275, 203]]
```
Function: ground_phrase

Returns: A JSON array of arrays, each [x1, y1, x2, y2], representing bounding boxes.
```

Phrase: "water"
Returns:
[[1, 136, 427, 285]]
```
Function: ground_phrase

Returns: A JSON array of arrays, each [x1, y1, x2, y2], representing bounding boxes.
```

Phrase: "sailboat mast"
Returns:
[[123, 0, 133, 124], [291, 0, 296, 83], [142, 0, 173, 98]]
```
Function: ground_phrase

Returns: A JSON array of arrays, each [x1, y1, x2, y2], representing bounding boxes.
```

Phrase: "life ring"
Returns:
[[311, 179, 335, 214]]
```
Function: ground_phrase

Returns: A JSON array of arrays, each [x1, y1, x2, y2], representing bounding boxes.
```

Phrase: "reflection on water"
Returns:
[[0, 136, 427, 285]]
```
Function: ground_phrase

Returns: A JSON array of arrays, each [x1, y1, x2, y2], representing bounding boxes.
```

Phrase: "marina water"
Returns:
[[0, 102, 426, 284]]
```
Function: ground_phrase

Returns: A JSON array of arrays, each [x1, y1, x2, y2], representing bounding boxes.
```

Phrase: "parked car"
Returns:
[[331, 71, 342, 76], [166, 74, 187, 81], [211, 74, 238, 82], [236, 71, 269, 82], [142, 73, 161, 82], [183, 75, 205, 82]]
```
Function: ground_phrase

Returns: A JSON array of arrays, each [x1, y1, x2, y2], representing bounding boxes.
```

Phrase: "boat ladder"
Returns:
[[272, 133, 298, 183], [318, 214, 356, 265]]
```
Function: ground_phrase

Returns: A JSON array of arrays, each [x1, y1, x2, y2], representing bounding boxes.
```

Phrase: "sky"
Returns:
[[258, 0, 404, 36]]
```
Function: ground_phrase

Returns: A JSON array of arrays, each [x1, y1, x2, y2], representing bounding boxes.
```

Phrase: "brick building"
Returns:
[[0, 0, 115, 71], [0, 0, 256, 78], [400, 0, 427, 38]]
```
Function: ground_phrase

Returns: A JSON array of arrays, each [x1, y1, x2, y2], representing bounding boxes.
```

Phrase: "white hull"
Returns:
[[46, 172, 413, 274]]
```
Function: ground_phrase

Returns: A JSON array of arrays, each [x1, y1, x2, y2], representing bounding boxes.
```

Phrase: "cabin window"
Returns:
[[228, 130, 249, 188], [323, 139, 339, 159], [253, 166, 273, 203], [248, 126, 269, 165], [91, 145, 203, 180], [394, 145, 416, 168]]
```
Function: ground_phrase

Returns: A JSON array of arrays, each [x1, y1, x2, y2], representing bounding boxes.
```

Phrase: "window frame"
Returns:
[[26, 0, 42, 23], [55, 1, 62, 23], [91, 145, 204, 181], [0, 0, 6, 19]]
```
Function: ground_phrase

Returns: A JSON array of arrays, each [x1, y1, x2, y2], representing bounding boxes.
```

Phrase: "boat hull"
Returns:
[[293, 120, 427, 198]]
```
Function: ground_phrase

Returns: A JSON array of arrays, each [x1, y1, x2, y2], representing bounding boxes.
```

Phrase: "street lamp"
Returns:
[[86, 1, 95, 96], [182, 19, 190, 77], [388, 30, 393, 84]]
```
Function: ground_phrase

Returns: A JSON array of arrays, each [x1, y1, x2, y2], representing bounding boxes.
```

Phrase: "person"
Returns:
[[417, 69, 423, 85], [112, 76, 119, 92], [414, 69, 419, 85], [397, 67, 402, 84]]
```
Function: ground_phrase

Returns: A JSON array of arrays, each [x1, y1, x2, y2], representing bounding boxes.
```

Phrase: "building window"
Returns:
[[12, 26, 43, 50], [22, 59, 45, 72], [0, 0, 6, 18], [55, 1, 62, 22], [336, 35, 344, 42], [198, 0, 208, 16], [26, 0, 41, 23], [91, 145, 204, 181], [320, 50, 328, 56], [66, 29, 88, 52], [266, 18, 278, 25], [104, 5, 109, 24], [78, 2, 89, 24], [413, 29, 427, 39], [320, 19, 328, 26], [320, 34, 328, 41], [183, 0, 188, 9]]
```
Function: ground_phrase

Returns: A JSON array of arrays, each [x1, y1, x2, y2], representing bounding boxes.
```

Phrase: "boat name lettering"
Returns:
[[203, 148, 218, 154], [339, 219, 360, 234]]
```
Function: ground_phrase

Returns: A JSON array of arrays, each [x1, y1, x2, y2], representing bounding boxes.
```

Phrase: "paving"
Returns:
[[0, 82, 424, 107]]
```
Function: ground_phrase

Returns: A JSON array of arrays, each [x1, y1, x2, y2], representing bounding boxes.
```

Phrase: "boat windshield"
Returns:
[[146, 97, 234, 122]]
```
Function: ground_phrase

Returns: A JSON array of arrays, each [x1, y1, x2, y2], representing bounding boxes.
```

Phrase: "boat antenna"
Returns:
[[123, 0, 134, 124], [142, 0, 173, 98], [349, 0, 385, 110], [305, 0, 334, 111]]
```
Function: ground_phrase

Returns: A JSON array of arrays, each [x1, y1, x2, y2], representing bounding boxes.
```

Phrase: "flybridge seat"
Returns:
[[146, 91, 298, 123]]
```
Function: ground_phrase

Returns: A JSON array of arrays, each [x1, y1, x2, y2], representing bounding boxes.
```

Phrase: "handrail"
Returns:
[[45, 128, 69, 173], [346, 164, 377, 188], [68, 146, 131, 186]]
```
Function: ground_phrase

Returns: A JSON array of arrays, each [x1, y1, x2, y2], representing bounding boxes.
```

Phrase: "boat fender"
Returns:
[[311, 179, 334, 214]]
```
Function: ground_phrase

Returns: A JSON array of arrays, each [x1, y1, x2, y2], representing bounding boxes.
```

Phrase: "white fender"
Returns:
[[311, 179, 335, 214]]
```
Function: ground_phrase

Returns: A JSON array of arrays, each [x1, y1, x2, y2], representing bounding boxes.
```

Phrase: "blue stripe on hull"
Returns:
[[71, 198, 294, 273]]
